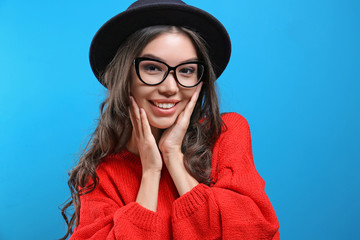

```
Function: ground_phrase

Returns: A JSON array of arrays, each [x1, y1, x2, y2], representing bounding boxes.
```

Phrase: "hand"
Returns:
[[158, 83, 203, 195], [159, 82, 203, 162], [129, 96, 162, 173]]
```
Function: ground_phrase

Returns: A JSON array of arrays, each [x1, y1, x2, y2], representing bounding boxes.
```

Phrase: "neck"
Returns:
[[151, 126, 160, 142]]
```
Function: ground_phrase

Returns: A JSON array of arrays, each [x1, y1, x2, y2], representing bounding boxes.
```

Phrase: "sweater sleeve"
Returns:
[[171, 113, 280, 240], [70, 167, 167, 239]]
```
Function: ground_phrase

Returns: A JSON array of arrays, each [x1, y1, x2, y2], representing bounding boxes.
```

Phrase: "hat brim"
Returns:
[[90, 3, 231, 86]]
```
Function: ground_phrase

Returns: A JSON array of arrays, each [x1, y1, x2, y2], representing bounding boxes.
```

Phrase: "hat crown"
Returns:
[[128, 0, 186, 10]]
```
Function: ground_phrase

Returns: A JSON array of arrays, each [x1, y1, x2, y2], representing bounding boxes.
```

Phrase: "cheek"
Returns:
[[130, 76, 144, 103], [130, 71, 142, 99], [182, 90, 196, 102], [130, 85, 153, 109], [131, 88, 144, 104], [175, 90, 196, 112]]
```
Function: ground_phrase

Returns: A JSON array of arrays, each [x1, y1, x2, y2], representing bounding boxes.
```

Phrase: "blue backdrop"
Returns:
[[1, 0, 359, 239]]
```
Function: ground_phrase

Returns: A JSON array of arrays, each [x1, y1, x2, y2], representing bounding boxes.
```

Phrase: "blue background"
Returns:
[[1, 0, 359, 239]]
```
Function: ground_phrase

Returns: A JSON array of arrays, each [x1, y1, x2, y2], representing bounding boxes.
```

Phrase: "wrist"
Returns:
[[142, 169, 162, 178], [162, 150, 183, 166], [137, 170, 161, 212], [141, 158, 163, 174], [168, 164, 199, 196], [160, 145, 182, 156], [162, 153, 199, 196]]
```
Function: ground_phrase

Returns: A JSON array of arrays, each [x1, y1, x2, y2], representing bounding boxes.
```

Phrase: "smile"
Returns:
[[155, 102, 175, 109], [150, 100, 179, 110], [150, 101, 178, 109]]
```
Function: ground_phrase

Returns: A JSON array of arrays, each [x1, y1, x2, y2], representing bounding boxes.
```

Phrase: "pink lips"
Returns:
[[149, 99, 179, 116]]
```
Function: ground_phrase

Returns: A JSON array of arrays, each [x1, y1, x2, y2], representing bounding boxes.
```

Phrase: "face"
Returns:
[[130, 32, 198, 130]]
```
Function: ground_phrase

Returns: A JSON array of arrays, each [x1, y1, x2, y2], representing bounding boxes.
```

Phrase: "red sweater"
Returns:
[[70, 113, 280, 239]]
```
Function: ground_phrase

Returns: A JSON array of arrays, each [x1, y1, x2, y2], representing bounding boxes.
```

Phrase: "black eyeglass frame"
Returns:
[[133, 57, 206, 88]]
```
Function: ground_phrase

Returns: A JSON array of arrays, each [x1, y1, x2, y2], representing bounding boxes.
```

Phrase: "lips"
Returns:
[[157, 103, 175, 109], [150, 100, 179, 110], [149, 99, 179, 115]]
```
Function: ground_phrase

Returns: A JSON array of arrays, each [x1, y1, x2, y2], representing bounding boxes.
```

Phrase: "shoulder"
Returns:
[[82, 150, 141, 200], [96, 153, 121, 177], [220, 112, 251, 138], [213, 112, 253, 161], [221, 112, 249, 123], [211, 112, 254, 179]]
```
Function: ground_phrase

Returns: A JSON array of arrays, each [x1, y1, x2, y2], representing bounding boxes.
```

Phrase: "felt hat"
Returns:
[[89, 0, 231, 87]]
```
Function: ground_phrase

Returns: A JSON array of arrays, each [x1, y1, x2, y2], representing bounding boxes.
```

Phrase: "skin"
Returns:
[[127, 32, 202, 211]]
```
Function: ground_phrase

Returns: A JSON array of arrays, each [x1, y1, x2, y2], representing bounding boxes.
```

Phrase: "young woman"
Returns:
[[61, 0, 280, 239]]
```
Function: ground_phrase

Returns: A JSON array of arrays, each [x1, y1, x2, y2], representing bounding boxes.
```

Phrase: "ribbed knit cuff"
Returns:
[[172, 184, 210, 220], [114, 202, 161, 231]]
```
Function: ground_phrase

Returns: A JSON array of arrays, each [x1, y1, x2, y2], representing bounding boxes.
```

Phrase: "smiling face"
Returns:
[[130, 31, 198, 130]]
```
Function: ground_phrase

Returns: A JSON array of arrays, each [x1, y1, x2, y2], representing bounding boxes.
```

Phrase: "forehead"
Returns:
[[140, 32, 198, 65]]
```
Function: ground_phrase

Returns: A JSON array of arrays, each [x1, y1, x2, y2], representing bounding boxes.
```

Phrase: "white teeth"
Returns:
[[155, 102, 175, 109]]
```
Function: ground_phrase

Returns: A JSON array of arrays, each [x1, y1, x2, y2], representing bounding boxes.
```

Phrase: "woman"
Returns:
[[61, 0, 280, 239]]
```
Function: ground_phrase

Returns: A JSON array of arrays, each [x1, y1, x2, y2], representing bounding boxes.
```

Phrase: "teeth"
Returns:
[[155, 102, 175, 109]]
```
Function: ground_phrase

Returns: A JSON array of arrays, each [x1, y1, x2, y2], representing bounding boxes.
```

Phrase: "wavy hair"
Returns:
[[60, 25, 223, 239]]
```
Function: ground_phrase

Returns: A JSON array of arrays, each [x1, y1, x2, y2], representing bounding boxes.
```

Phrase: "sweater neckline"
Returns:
[[120, 147, 140, 157]]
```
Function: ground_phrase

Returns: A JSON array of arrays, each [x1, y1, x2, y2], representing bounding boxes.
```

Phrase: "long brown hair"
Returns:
[[60, 25, 223, 239]]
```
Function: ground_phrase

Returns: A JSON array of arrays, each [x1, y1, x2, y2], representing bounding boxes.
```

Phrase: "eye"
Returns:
[[178, 66, 196, 75], [143, 64, 163, 73]]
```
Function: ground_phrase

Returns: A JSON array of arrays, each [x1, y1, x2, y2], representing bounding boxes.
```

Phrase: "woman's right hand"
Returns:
[[129, 96, 163, 174], [129, 96, 162, 211]]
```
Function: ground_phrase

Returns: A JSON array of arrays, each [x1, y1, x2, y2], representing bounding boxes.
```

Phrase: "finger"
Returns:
[[130, 96, 141, 120], [130, 97, 143, 138], [140, 108, 153, 138], [129, 97, 135, 122], [181, 82, 203, 121], [129, 104, 139, 138], [129, 107, 137, 133]]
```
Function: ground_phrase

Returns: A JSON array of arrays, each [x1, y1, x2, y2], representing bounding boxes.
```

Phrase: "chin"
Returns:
[[149, 118, 177, 130]]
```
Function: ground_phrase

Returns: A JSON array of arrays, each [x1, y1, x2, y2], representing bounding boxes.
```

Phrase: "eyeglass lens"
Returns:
[[138, 60, 204, 87]]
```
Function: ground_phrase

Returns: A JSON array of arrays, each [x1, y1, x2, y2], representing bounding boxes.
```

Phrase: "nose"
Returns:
[[158, 71, 179, 96]]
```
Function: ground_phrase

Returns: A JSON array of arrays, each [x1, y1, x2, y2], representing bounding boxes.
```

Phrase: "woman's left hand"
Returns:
[[159, 82, 203, 195], [159, 82, 203, 163]]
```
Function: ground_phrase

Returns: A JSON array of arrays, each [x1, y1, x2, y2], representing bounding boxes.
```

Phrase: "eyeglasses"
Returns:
[[133, 57, 205, 88]]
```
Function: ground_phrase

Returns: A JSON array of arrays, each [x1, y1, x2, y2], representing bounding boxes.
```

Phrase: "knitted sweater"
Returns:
[[70, 112, 280, 239]]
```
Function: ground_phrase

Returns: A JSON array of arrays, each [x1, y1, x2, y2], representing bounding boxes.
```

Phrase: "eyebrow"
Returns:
[[140, 54, 199, 64]]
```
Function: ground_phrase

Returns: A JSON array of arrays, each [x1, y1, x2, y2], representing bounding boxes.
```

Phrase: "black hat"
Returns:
[[89, 0, 231, 87]]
